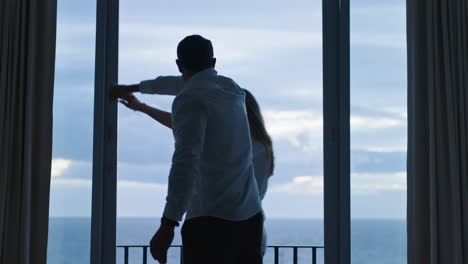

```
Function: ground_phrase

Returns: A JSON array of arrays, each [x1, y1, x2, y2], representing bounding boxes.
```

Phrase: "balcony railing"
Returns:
[[117, 245, 324, 264]]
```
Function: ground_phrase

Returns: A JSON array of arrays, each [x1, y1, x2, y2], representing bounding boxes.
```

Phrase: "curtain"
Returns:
[[0, 0, 57, 263], [407, 0, 468, 264]]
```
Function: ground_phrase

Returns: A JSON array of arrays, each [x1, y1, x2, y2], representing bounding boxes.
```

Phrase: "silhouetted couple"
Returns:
[[110, 35, 274, 264]]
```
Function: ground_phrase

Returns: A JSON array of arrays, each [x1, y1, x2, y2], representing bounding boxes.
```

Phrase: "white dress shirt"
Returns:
[[139, 68, 262, 222]]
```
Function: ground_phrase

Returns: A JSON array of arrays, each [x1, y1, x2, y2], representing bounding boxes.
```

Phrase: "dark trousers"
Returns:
[[181, 212, 263, 264]]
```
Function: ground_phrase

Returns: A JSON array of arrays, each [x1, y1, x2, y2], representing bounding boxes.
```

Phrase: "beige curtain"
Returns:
[[407, 0, 468, 264], [0, 0, 57, 263]]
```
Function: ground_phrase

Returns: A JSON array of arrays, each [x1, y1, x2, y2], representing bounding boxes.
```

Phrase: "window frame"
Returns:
[[89, 0, 351, 263], [323, 0, 351, 263], [90, 0, 119, 263]]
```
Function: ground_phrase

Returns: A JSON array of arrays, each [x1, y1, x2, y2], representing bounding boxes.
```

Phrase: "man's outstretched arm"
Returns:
[[139, 76, 183, 95], [109, 76, 183, 101]]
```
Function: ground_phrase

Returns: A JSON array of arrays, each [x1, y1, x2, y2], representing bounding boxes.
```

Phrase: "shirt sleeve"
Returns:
[[162, 93, 207, 221], [139, 76, 184, 95]]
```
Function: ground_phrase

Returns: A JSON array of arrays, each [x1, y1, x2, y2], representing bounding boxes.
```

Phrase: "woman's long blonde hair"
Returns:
[[244, 89, 275, 176]]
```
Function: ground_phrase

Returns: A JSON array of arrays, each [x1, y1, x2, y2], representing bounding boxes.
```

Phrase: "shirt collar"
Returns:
[[185, 68, 217, 86]]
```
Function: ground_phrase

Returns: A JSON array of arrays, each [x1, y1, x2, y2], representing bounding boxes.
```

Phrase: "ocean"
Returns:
[[47, 218, 406, 264]]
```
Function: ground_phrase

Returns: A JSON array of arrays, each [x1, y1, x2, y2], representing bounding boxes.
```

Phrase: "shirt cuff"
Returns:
[[161, 216, 180, 227], [163, 203, 184, 222]]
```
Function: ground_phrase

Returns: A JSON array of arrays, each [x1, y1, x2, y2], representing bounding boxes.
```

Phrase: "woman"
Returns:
[[120, 89, 275, 255], [243, 89, 275, 256]]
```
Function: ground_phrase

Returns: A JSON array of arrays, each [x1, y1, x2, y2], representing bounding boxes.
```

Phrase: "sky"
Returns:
[[49, 0, 407, 219]]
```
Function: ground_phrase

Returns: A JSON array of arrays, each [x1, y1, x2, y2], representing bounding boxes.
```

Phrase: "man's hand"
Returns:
[[109, 84, 138, 102], [150, 224, 175, 264], [119, 95, 146, 112]]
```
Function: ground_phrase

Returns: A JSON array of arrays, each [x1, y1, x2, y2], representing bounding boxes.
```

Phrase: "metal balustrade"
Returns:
[[117, 245, 324, 264]]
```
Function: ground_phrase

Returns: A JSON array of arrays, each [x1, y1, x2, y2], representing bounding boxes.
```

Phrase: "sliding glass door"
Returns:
[[47, 0, 96, 263], [49, 0, 413, 263], [350, 0, 407, 263], [116, 0, 324, 263]]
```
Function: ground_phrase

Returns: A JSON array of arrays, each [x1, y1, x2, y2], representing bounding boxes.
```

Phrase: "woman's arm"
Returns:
[[120, 95, 172, 129], [139, 104, 172, 129]]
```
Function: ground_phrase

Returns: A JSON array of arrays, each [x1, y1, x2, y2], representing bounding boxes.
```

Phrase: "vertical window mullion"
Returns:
[[323, 0, 350, 263], [90, 0, 119, 263]]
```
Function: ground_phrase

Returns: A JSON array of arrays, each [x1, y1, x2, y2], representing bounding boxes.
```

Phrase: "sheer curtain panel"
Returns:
[[407, 0, 468, 264], [0, 0, 57, 263]]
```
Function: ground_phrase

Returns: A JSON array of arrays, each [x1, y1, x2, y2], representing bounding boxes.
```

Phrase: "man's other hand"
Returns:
[[150, 225, 175, 264]]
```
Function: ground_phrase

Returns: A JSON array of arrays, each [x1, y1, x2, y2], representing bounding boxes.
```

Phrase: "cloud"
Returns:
[[264, 109, 322, 152], [50, 165, 406, 195], [54, 22, 322, 73], [49, 174, 405, 217], [352, 172, 406, 194], [362, 147, 407, 152], [51, 1, 408, 219], [51, 158, 73, 177], [50, 178, 168, 189], [51, 177, 90, 185], [55, 23, 95, 68], [351, 115, 403, 130], [351, 32, 406, 49], [117, 180, 167, 190], [263, 109, 405, 152], [117, 24, 323, 81], [351, 150, 406, 173], [51, 178, 167, 193], [270, 172, 406, 195], [270, 176, 323, 195], [350, 5, 406, 50], [350, 107, 407, 153], [351, 183, 406, 193]]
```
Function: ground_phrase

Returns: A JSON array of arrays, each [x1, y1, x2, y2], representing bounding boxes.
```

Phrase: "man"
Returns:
[[110, 35, 263, 264]]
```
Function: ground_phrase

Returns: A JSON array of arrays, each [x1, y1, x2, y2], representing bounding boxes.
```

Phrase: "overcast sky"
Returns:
[[49, 0, 407, 219]]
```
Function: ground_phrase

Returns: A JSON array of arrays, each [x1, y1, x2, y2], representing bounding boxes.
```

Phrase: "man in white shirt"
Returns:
[[110, 35, 263, 264]]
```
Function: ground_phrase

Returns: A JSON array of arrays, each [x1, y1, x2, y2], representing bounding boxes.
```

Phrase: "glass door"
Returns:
[[47, 0, 96, 263], [116, 0, 325, 263], [350, 1, 407, 263]]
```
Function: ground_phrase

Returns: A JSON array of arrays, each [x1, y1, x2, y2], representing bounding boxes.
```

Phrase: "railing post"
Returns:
[[312, 247, 317, 264], [293, 247, 298, 264], [274, 247, 279, 264], [117, 245, 323, 263], [124, 247, 129, 264], [180, 246, 184, 264]]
